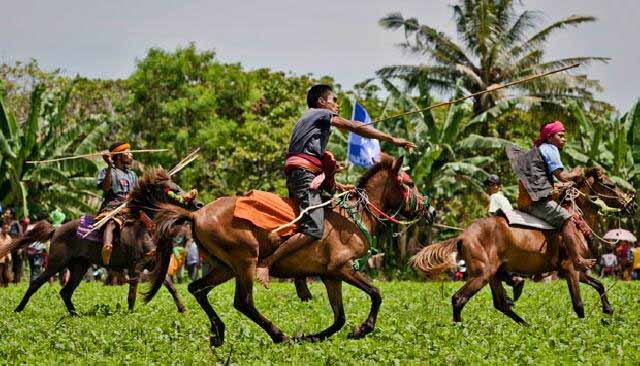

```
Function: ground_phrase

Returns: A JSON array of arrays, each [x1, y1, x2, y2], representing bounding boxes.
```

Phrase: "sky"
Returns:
[[1, 0, 638, 111]]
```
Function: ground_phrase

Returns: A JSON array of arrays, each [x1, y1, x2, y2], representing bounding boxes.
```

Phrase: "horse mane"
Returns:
[[357, 160, 394, 189], [128, 167, 171, 212]]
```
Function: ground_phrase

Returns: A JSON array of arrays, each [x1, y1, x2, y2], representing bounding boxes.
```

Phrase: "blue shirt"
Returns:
[[538, 143, 564, 185]]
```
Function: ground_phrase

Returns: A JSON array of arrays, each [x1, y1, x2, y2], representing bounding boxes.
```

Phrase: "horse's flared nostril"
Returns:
[[195, 202, 204, 209]]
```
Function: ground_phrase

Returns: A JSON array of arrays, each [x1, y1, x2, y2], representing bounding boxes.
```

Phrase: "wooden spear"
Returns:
[[362, 63, 580, 127], [26, 149, 169, 164], [82, 148, 201, 238]]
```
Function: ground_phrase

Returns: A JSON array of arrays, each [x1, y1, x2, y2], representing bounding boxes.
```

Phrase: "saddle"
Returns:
[[233, 190, 300, 237]]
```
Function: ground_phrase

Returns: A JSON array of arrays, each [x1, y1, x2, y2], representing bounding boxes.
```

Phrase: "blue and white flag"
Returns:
[[348, 101, 381, 168]]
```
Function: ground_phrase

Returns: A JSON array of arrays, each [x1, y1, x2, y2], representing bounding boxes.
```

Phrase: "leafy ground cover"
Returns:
[[0, 279, 638, 365]]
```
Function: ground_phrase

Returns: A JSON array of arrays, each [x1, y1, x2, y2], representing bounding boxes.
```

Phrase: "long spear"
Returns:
[[26, 149, 169, 164], [362, 63, 580, 127]]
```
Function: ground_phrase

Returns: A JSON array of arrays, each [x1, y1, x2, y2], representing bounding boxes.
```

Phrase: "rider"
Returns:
[[509, 121, 595, 271], [255, 84, 416, 287], [96, 142, 138, 265]]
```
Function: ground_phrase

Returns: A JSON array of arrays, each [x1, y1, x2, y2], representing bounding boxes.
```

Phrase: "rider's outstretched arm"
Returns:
[[330, 116, 416, 149]]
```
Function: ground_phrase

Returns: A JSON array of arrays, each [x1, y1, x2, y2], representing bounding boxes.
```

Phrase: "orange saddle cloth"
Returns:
[[234, 190, 298, 237]]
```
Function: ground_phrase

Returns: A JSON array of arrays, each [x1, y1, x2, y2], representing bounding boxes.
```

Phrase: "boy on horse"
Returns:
[[97, 142, 138, 265], [255, 84, 416, 287], [508, 121, 595, 271]]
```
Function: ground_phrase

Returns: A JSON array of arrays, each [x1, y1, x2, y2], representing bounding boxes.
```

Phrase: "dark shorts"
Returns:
[[286, 169, 324, 239], [523, 199, 572, 228]]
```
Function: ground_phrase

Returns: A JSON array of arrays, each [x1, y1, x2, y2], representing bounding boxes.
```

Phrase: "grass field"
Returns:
[[0, 278, 638, 365]]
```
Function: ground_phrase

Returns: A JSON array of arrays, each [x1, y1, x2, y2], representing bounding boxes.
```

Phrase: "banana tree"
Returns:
[[564, 100, 640, 190], [0, 80, 108, 218]]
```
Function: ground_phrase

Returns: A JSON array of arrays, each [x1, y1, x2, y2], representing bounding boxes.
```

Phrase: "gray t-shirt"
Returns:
[[287, 108, 335, 158], [97, 167, 138, 205]]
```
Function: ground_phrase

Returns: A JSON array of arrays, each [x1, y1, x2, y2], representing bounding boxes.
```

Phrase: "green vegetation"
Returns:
[[0, 280, 638, 364]]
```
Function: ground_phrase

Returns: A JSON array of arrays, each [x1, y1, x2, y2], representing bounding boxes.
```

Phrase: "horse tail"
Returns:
[[144, 203, 195, 303], [410, 237, 459, 276], [0, 221, 55, 259]]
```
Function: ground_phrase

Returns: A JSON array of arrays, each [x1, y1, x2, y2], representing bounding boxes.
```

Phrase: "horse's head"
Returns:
[[581, 167, 636, 215], [359, 155, 435, 224], [129, 168, 204, 216]]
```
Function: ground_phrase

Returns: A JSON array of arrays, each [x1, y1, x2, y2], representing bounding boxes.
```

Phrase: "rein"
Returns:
[[337, 186, 433, 271], [562, 186, 621, 247]]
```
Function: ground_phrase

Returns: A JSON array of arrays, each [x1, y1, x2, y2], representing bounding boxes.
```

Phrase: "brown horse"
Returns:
[[412, 167, 636, 324], [0, 168, 203, 315], [144, 156, 433, 347]]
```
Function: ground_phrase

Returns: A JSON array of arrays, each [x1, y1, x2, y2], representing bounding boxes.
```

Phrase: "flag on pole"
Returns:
[[348, 101, 381, 168]]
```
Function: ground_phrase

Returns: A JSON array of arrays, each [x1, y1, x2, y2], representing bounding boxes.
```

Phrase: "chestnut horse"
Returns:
[[412, 167, 636, 324], [0, 169, 203, 315], [145, 156, 433, 347]]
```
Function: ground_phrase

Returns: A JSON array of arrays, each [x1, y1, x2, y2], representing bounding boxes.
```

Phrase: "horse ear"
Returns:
[[392, 156, 405, 175]]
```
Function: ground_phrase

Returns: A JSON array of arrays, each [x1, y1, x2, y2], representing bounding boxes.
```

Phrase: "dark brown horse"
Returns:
[[412, 167, 636, 324], [145, 156, 433, 347], [0, 168, 203, 315]]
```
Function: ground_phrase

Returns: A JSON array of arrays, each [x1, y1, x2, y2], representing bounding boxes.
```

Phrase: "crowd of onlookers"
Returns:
[[598, 240, 640, 280]]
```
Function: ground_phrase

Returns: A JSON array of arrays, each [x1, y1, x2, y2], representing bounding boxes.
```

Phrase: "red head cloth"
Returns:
[[534, 121, 565, 147]]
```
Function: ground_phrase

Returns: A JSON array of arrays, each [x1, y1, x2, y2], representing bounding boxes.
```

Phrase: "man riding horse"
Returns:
[[508, 120, 595, 271], [97, 141, 138, 265], [255, 84, 416, 287]]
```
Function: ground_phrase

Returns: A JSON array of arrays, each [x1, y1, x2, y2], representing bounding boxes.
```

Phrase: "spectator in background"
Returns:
[[484, 175, 524, 302], [185, 238, 200, 281], [0, 222, 14, 286], [615, 240, 632, 280], [631, 242, 640, 280], [599, 249, 618, 277], [3, 208, 24, 283], [26, 240, 46, 283]]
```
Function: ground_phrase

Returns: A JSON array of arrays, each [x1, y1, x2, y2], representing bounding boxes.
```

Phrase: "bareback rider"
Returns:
[[255, 84, 416, 287], [509, 121, 595, 271], [97, 142, 138, 265]]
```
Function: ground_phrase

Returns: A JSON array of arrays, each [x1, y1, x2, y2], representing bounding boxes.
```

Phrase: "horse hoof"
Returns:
[[603, 306, 614, 315], [209, 335, 224, 348], [347, 326, 372, 339], [178, 307, 187, 313], [272, 334, 289, 344], [299, 334, 322, 343], [14, 306, 24, 313], [299, 294, 313, 302]]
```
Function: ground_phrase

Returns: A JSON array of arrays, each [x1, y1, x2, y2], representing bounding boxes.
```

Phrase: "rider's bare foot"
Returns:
[[102, 243, 113, 265], [574, 258, 596, 272], [256, 266, 270, 289]]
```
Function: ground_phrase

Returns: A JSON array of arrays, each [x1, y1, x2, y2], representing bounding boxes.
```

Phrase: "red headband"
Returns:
[[535, 121, 565, 147]]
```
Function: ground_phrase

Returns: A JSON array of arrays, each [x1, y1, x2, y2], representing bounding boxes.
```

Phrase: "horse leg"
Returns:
[[564, 267, 585, 318], [336, 265, 381, 339], [579, 272, 613, 315], [488, 276, 528, 325], [452, 274, 491, 323], [59, 260, 90, 316], [232, 260, 287, 343], [163, 275, 187, 313], [127, 268, 139, 311], [15, 260, 68, 312], [299, 278, 345, 342], [295, 277, 313, 302], [188, 264, 234, 348]]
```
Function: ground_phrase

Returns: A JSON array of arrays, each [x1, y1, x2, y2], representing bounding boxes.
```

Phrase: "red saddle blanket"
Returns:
[[234, 190, 298, 237]]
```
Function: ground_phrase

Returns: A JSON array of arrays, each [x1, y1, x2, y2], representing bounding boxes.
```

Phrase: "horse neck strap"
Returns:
[[336, 192, 376, 272]]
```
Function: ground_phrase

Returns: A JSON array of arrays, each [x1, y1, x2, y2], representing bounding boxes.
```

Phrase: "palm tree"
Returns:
[[378, 0, 609, 135], [0, 81, 108, 218]]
